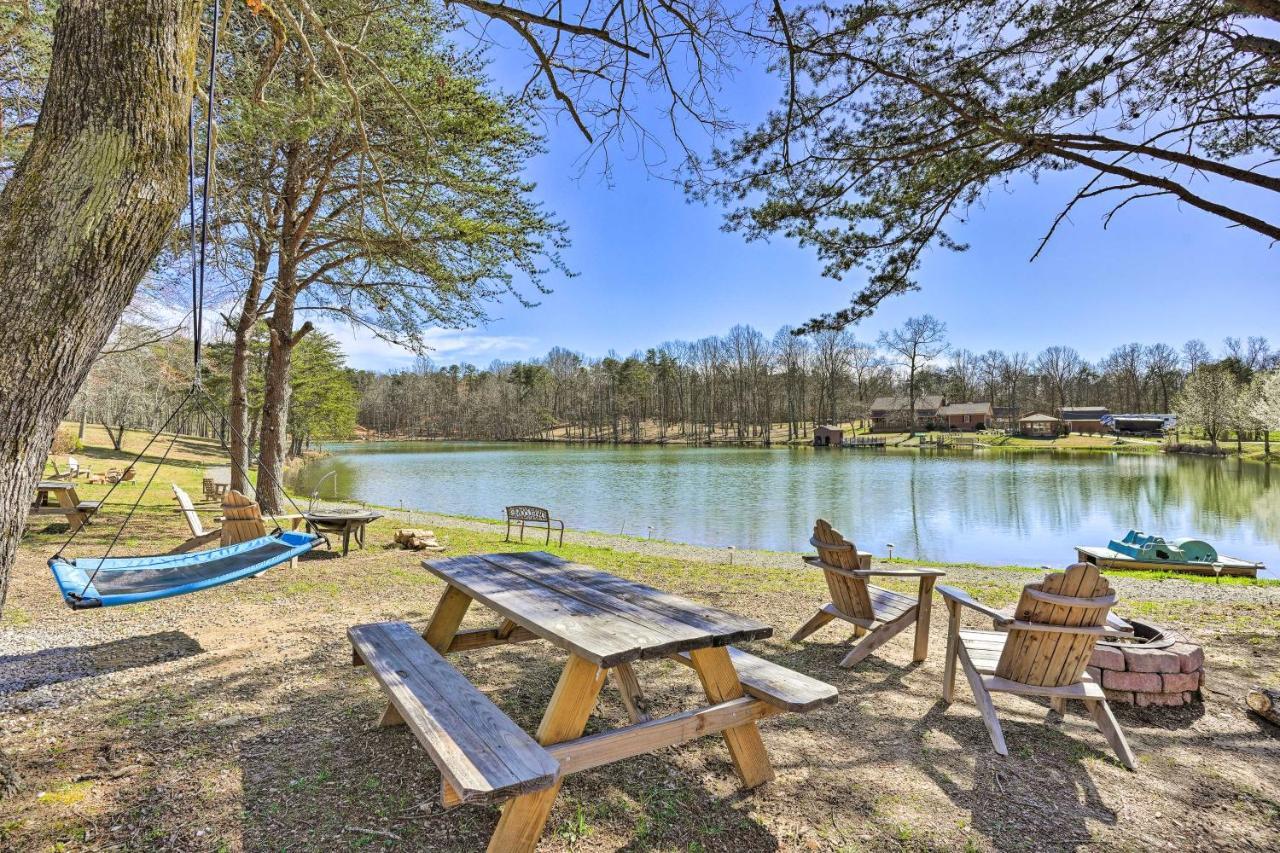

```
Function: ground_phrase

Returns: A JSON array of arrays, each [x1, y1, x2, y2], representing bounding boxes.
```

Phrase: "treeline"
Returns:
[[356, 319, 1280, 444], [69, 325, 359, 458]]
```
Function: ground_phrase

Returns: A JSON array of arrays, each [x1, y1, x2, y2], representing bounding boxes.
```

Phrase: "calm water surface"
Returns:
[[291, 442, 1279, 577]]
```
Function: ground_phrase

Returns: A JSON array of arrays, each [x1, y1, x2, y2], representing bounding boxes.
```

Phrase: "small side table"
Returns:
[[305, 509, 383, 556]]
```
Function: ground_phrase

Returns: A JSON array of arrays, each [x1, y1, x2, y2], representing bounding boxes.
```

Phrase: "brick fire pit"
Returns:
[[1087, 618, 1205, 707]]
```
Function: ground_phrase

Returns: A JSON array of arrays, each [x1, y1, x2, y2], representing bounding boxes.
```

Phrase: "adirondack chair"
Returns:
[[170, 484, 222, 554], [938, 563, 1137, 770], [221, 489, 267, 546], [792, 519, 945, 667], [67, 456, 91, 479]]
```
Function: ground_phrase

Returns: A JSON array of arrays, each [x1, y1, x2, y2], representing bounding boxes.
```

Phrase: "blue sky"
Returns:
[[329, 40, 1278, 372]]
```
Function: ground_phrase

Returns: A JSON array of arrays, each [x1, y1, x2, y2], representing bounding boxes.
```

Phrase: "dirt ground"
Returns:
[[3, 497, 1279, 853]]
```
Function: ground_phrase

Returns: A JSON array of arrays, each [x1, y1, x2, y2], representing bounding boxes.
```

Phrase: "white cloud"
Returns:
[[319, 322, 539, 370]]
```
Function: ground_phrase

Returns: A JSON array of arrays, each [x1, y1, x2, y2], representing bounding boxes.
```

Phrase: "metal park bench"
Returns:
[[504, 505, 565, 547]]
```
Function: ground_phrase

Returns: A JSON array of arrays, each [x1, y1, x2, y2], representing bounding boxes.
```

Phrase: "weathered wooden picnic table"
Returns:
[[349, 551, 837, 852], [30, 480, 100, 531]]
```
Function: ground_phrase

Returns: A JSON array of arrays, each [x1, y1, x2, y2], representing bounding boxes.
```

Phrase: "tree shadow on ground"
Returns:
[[0, 630, 203, 698]]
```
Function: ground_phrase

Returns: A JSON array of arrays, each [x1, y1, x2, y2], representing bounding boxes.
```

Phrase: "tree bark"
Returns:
[[0, 0, 197, 619], [256, 288, 296, 514]]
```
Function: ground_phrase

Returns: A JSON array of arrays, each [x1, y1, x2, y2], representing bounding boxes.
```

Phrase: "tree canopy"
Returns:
[[704, 0, 1280, 329]]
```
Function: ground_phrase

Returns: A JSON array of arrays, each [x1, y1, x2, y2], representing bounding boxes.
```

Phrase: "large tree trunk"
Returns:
[[0, 0, 196, 800], [0, 0, 197, 618], [256, 289, 296, 515]]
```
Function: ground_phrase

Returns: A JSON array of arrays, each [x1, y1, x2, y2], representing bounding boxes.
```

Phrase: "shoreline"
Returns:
[[344, 432, 1278, 462], [307, 498, 1280, 586]]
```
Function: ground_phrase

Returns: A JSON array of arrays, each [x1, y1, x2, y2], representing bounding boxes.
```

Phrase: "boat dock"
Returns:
[[1076, 546, 1263, 579]]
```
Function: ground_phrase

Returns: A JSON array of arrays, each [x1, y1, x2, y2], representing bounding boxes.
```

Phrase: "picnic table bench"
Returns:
[[30, 480, 99, 531], [348, 550, 837, 852]]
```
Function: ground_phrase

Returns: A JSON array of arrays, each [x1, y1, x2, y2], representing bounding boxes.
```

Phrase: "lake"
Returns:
[[290, 442, 1280, 577]]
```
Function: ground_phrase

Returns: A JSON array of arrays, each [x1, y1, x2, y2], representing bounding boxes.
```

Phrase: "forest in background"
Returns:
[[72, 316, 1280, 454]]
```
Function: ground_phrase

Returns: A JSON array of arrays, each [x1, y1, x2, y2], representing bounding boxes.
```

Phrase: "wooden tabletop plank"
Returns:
[[512, 551, 772, 645], [422, 555, 679, 666], [478, 553, 769, 651]]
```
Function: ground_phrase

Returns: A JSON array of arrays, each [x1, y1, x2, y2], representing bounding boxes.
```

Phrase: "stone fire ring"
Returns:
[[1087, 618, 1205, 707]]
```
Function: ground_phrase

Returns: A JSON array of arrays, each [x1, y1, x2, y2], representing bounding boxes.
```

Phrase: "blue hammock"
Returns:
[[48, 530, 320, 610]]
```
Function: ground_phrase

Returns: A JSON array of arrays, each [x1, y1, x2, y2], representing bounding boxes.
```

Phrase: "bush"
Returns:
[[49, 427, 82, 455]]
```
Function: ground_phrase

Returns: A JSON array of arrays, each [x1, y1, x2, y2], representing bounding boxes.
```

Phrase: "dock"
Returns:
[[843, 436, 886, 449], [1076, 546, 1263, 579]]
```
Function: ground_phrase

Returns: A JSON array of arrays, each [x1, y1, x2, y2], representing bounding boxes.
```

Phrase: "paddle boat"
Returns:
[[1076, 529, 1263, 579]]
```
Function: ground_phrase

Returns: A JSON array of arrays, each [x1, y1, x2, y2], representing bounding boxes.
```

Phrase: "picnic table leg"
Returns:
[[54, 488, 84, 532], [611, 662, 650, 723], [688, 646, 775, 788], [422, 585, 473, 652], [488, 654, 606, 853]]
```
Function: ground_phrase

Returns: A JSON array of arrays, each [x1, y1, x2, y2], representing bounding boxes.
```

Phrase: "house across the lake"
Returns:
[[812, 425, 843, 447], [936, 402, 993, 431], [869, 395, 946, 431], [1018, 412, 1062, 437], [1060, 406, 1110, 434], [1108, 413, 1177, 435]]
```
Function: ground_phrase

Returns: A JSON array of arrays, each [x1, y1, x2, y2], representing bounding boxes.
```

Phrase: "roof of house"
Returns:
[[1060, 407, 1109, 420], [870, 395, 945, 412], [937, 402, 993, 416], [1019, 412, 1061, 423], [815, 424, 843, 432]]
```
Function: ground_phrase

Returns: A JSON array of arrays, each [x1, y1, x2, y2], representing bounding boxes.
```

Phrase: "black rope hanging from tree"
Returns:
[[51, 0, 323, 598]]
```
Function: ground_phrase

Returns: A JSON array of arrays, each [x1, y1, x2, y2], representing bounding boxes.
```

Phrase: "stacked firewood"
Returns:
[[393, 528, 444, 552]]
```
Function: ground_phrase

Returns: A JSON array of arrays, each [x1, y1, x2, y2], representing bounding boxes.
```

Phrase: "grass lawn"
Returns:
[[2, 428, 1278, 851]]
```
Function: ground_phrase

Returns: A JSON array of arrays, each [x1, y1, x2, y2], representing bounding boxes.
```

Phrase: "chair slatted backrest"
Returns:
[[222, 489, 266, 546], [995, 563, 1115, 688], [172, 485, 206, 537], [811, 519, 874, 621]]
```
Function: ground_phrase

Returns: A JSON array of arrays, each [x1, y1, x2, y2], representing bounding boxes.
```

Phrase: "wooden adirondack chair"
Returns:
[[938, 563, 1137, 770], [221, 489, 267, 546], [792, 519, 945, 667], [170, 485, 222, 553]]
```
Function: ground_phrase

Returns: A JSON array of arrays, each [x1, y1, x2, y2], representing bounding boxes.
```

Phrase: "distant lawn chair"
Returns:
[[937, 563, 1137, 770], [793, 519, 944, 667], [504, 505, 565, 547], [171, 484, 222, 553], [67, 456, 91, 480]]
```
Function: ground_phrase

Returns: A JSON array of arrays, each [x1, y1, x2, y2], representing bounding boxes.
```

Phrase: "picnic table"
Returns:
[[349, 551, 837, 852], [30, 480, 100, 531]]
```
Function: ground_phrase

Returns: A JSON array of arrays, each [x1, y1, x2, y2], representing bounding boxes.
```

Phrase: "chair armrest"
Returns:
[[936, 585, 1013, 625], [860, 568, 945, 578], [802, 555, 942, 578]]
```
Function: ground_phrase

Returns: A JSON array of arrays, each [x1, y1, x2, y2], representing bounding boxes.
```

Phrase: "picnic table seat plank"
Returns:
[[672, 646, 839, 712], [349, 621, 560, 805]]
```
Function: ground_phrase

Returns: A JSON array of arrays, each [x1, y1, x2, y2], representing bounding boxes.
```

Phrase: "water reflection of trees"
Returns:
[[291, 445, 1278, 567]]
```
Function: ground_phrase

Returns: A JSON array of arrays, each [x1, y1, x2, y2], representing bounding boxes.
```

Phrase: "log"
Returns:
[[1246, 688, 1280, 727]]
